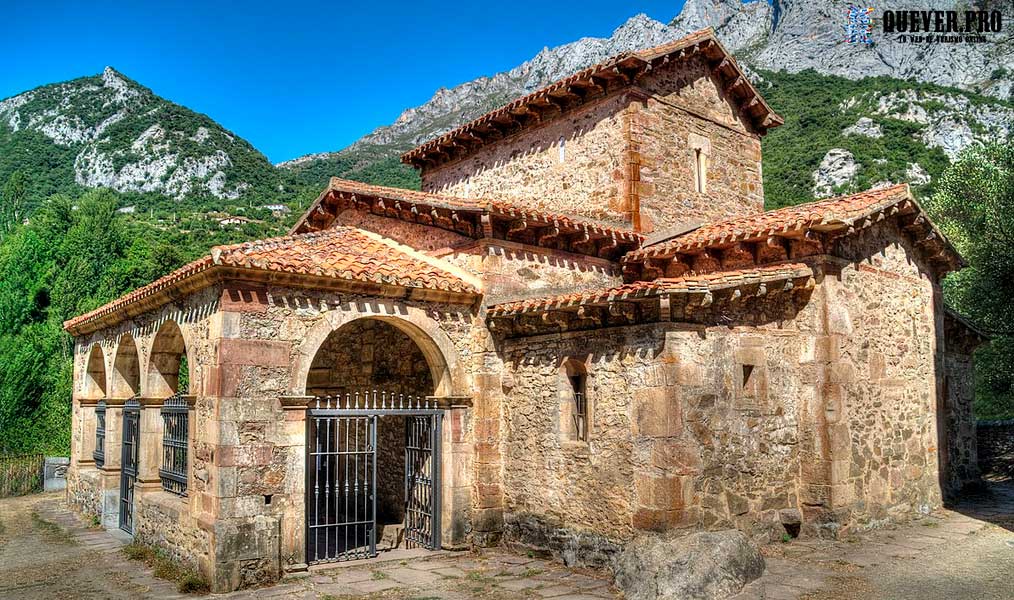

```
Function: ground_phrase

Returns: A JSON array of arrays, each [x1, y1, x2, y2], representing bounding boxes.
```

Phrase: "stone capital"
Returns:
[[279, 395, 314, 410]]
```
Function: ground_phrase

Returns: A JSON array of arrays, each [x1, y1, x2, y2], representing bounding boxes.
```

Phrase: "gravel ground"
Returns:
[[2, 481, 1012, 599]]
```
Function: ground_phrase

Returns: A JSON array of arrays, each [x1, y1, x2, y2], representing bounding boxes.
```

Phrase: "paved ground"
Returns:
[[1, 481, 1012, 599], [735, 479, 1014, 600]]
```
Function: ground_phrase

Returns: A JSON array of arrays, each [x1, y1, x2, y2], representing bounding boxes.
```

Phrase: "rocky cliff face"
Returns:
[[281, 0, 1014, 174], [0, 67, 274, 200]]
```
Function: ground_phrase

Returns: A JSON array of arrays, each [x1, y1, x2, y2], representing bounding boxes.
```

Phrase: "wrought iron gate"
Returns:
[[119, 397, 141, 534], [306, 392, 441, 564], [405, 415, 437, 548]]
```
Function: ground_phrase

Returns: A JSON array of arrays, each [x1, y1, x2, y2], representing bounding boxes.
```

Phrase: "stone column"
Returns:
[[279, 395, 312, 574], [471, 373, 504, 545], [431, 396, 473, 549], [137, 398, 165, 493], [77, 398, 99, 467]]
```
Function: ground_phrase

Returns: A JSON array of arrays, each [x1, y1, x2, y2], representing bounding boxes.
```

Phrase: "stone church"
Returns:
[[63, 29, 984, 592]]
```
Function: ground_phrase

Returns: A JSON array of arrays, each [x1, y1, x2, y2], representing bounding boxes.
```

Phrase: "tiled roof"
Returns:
[[488, 262, 813, 317], [402, 28, 782, 168], [64, 227, 478, 333], [625, 184, 956, 263], [292, 177, 644, 250]]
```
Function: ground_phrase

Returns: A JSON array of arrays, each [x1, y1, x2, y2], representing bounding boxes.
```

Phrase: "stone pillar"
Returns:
[[137, 398, 165, 493], [279, 395, 312, 574], [471, 373, 504, 544], [431, 396, 473, 549], [77, 398, 99, 467], [204, 288, 289, 592]]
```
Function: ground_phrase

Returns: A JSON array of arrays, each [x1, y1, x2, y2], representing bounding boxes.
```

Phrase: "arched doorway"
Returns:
[[303, 317, 444, 564]]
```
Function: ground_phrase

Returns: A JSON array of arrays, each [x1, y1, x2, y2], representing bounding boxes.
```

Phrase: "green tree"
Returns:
[[0, 170, 28, 241], [927, 140, 1014, 419]]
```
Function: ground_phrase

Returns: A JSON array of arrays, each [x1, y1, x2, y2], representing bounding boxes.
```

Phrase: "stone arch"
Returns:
[[146, 320, 191, 398], [82, 344, 108, 399], [292, 305, 465, 398], [110, 333, 141, 398]]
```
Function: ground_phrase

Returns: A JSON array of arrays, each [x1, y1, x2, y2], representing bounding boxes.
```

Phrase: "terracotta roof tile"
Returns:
[[488, 262, 813, 317], [625, 184, 918, 262], [64, 227, 477, 333], [402, 28, 781, 167], [293, 177, 644, 244]]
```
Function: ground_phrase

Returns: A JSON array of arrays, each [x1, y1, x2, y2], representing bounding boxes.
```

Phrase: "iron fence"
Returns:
[[93, 400, 106, 467], [160, 393, 189, 496], [0, 453, 45, 497]]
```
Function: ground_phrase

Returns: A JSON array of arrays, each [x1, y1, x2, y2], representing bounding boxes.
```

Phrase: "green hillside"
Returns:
[[0, 67, 1011, 454]]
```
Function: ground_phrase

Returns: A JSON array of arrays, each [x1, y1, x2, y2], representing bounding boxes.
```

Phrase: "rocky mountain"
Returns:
[[282, 0, 1014, 200], [0, 67, 278, 203], [2, 1, 1011, 211]]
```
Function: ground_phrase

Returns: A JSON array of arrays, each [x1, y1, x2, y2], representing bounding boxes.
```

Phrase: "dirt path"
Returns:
[[0, 492, 185, 599], [737, 481, 1014, 600], [3, 484, 1013, 599]]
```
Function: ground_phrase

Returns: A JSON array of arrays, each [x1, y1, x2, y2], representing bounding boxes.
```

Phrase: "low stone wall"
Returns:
[[503, 513, 622, 569], [978, 419, 1014, 475], [67, 466, 102, 519], [134, 491, 211, 576]]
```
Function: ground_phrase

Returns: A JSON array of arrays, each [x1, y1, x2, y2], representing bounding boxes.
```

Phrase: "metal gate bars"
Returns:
[[119, 396, 141, 534], [306, 392, 442, 564]]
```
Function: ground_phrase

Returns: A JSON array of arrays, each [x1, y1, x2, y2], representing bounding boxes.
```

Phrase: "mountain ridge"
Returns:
[[280, 0, 1013, 170], [0, 66, 279, 204]]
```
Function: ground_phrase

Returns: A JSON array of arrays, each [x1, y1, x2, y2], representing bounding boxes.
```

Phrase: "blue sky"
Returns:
[[2, 1, 687, 163]]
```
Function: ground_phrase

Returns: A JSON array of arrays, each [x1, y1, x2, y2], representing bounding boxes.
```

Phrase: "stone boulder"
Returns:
[[613, 530, 765, 600]]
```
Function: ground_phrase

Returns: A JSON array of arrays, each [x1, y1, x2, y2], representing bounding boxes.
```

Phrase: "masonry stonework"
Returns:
[[64, 29, 982, 594], [423, 94, 630, 225]]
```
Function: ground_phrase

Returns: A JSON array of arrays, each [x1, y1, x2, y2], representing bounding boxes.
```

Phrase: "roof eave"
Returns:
[[64, 264, 481, 337]]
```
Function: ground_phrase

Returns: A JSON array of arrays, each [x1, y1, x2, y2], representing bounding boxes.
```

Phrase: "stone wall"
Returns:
[[978, 420, 1014, 475], [335, 209, 473, 254], [826, 220, 945, 531], [497, 293, 823, 564], [420, 54, 765, 234], [941, 347, 979, 494], [134, 492, 211, 573], [473, 242, 622, 304], [634, 53, 764, 232], [422, 93, 629, 226]]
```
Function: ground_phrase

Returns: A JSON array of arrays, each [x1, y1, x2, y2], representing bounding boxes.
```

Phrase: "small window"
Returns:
[[569, 373, 588, 441], [561, 359, 590, 443], [694, 148, 707, 193], [558, 136, 566, 163]]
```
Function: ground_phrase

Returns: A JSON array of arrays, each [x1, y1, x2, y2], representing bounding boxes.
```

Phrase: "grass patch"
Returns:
[[31, 511, 76, 544], [89, 514, 101, 528], [371, 570, 389, 580], [921, 521, 940, 528], [122, 542, 209, 594], [521, 567, 543, 577]]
